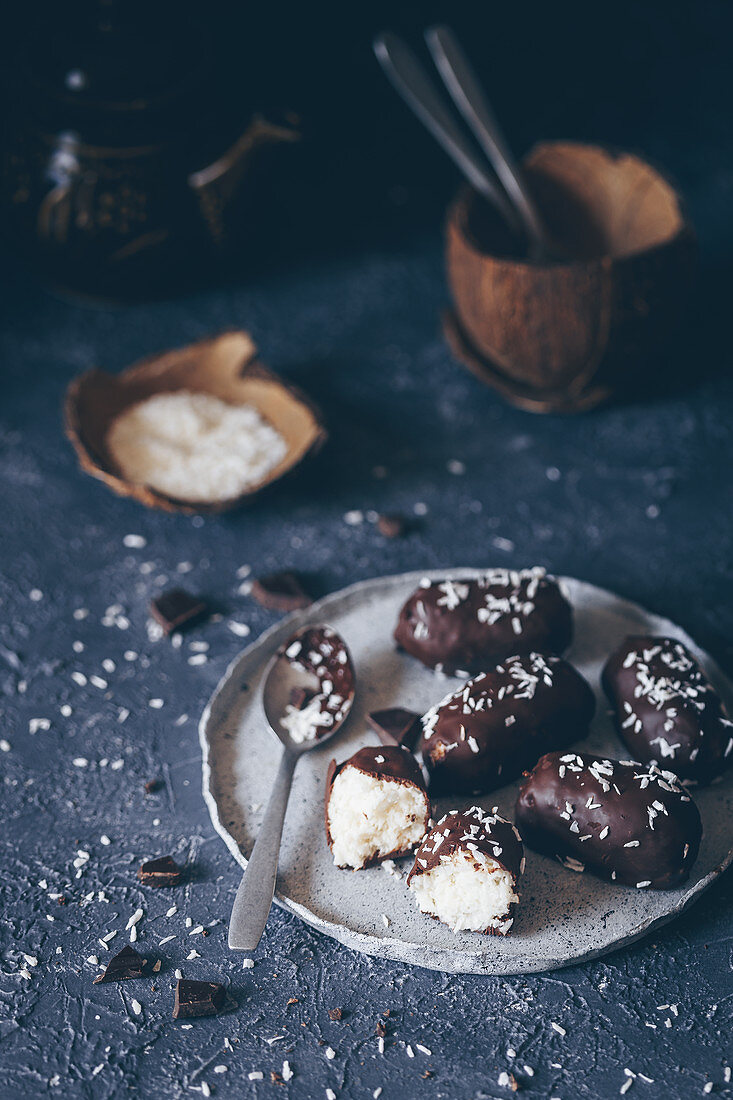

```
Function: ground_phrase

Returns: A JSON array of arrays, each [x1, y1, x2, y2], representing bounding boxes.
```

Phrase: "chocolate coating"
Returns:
[[516, 751, 702, 889], [394, 568, 572, 675], [602, 635, 733, 785], [325, 745, 430, 864], [422, 654, 595, 796], [407, 807, 524, 934], [279, 626, 355, 742], [282, 625, 354, 702]]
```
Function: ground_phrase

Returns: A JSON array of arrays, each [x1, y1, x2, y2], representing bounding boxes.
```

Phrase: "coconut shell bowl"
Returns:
[[65, 331, 327, 513], [444, 141, 697, 413]]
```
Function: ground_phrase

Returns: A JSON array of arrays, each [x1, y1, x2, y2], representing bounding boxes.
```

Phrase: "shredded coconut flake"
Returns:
[[107, 391, 287, 503]]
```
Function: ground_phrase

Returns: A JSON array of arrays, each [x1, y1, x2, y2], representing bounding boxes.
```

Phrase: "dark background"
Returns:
[[1, 2, 731, 1098]]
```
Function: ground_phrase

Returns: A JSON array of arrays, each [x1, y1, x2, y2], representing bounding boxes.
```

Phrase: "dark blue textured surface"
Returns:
[[2, 1, 733, 1096]]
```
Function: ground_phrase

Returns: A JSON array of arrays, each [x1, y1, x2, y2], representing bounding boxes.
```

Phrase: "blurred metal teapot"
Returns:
[[0, 1, 298, 299]]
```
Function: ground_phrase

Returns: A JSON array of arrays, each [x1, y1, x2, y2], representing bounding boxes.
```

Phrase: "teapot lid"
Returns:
[[8, 0, 222, 146]]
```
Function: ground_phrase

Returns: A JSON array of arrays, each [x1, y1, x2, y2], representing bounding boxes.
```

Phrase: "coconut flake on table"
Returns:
[[106, 391, 288, 503]]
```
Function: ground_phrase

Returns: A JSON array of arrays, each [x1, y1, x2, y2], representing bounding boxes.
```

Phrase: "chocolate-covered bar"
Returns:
[[407, 807, 524, 935], [394, 567, 572, 675], [602, 635, 733, 785], [516, 751, 702, 888], [422, 653, 595, 796], [325, 745, 430, 869]]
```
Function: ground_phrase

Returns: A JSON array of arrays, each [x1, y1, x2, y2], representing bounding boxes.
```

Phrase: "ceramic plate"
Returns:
[[200, 571, 733, 975]]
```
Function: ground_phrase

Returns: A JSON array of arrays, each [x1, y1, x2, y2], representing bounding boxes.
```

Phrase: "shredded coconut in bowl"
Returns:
[[107, 391, 288, 503]]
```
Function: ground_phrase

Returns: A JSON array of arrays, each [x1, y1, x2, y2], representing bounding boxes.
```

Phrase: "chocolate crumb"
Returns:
[[138, 856, 183, 887], [375, 1019, 387, 1038], [93, 945, 147, 984], [151, 589, 209, 635], [289, 687, 316, 710], [251, 571, 312, 612], [377, 513, 409, 538], [144, 778, 163, 794], [172, 979, 236, 1019], [367, 707, 422, 751], [328, 1007, 343, 1021]]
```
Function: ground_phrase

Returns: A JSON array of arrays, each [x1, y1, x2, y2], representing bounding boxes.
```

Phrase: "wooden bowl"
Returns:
[[65, 331, 327, 513], [445, 141, 697, 412]]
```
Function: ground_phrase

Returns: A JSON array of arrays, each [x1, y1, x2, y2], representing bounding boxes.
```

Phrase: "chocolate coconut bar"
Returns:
[[407, 807, 524, 935], [515, 751, 702, 889], [602, 635, 733, 785], [394, 568, 572, 675], [422, 654, 595, 796], [325, 745, 430, 870]]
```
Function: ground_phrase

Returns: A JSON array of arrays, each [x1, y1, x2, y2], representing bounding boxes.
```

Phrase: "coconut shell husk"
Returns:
[[446, 141, 697, 412], [64, 330, 327, 513]]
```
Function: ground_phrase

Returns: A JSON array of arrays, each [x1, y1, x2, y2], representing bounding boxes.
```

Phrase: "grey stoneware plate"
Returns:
[[200, 571, 733, 975]]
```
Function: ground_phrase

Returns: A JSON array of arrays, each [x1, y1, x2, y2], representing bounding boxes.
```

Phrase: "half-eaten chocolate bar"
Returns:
[[407, 807, 524, 935], [325, 745, 430, 870]]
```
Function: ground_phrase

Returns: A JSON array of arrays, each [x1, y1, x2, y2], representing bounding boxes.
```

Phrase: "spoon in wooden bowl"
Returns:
[[228, 624, 355, 953], [374, 27, 554, 261]]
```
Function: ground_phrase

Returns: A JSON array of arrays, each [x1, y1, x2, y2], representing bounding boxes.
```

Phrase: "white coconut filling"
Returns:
[[327, 766, 428, 870], [107, 391, 288, 502], [409, 849, 518, 934], [281, 695, 332, 744]]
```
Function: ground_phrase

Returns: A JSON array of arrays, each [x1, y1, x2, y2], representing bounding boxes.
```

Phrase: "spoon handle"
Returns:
[[425, 25, 551, 260], [373, 32, 520, 231], [228, 748, 298, 952]]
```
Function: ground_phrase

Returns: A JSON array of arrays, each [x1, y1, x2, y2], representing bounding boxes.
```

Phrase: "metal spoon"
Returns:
[[424, 25, 553, 261], [374, 28, 555, 260], [373, 31, 521, 232], [228, 624, 355, 953]]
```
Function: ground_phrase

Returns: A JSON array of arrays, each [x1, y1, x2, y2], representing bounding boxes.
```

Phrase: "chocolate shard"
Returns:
[[377, 513, 409, 538], [172, 979, 236, 1019], [93, 944, 147, 984], [367, 707, 422, 751], [151, 589, 209, 635], [289, 686, 317, 710], [251, 571, 313, 612], [138, 855, 183, 887]]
